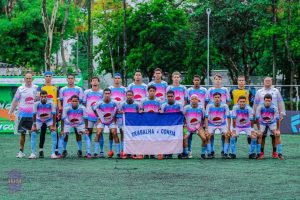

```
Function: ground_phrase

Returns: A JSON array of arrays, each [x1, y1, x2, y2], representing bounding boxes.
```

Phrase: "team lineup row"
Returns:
[[8, 69, 286, 160]]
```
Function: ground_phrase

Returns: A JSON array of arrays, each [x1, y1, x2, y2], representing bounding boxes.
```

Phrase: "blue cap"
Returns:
[[44, 71, 53, 76], [114, 72, 122, 78]]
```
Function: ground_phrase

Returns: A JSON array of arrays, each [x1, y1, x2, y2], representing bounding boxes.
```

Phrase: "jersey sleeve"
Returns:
[[14, 87, 21, 101], [82, 90, 88, 105], [160, 103, 166, 113], [225, 88, 231, 102], [33, 102, 38, 114], [205, 88, 211, 102], [83, 106, 88, 119], [183, 105, 187, 115], [225, 104, 230, 118], [248, 106, 254, 121], [256, 106, 262, 119], [274, 105, 280, 121], [231, 106, 237, 119], [59, 87, 64, 101], [51, 101, 56, 115], [205, 104, 210, 118], [78, 87, 84, 102], [254, 90, 261, 106], [62, 107, 68, 120], [37, 85, 43, 92], [276, 89, 286, 115]]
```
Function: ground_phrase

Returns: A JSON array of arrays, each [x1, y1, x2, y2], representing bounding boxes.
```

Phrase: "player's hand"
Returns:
[[226, 131, 231, 137], [60, 130, 64, 136], [31, 125, 37, 132], [275, 129, 280, 136], [139, 110, 143, 113], [85, 128, 90, 135], [280, 113, 284, 122], [183, 134, 189, 140], [159, 110, 163, 114]]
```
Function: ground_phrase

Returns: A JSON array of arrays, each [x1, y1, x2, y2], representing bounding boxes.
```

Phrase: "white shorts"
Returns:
[[260, 123, 277, 135], [87, 121, 97, 129], [36, 120, 53, 130], [96, 122, 117, 130], [208, 125, 228, 135], [235, 127, 253, 136], [116, 117, 123, 129], [64, 124, 85, 134]]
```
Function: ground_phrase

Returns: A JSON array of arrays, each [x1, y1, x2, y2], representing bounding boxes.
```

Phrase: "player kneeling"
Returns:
[[183, 94, 205, 159], [231, 96, 257, 159], [58, 95, 90, 158], [94, 88, 120, 158], [256, 94, 284, 160], [29, 91, 57, 159], [205, 92, 231, 159]]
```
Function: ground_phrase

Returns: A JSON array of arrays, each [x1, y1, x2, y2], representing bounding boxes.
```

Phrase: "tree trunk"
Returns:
[[272, 0, 277, 84], [60, 0, 71, 74]]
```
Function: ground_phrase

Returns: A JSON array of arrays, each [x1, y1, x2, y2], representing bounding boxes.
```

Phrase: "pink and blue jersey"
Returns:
[[142, 98, 161, 113], [148, 80, 168, 102], [94, 100, 117, 125], [33, 100, 56, 123], [59, 86, 84, 106], [166, 85, 188, 106], [231, 104, 254, 128], [120, 102, 139, 113], [187, 86, 208, 106], [13, 85, 38, 118], [256, 104, 279, 126], [62, 105, 87, 127], [205, 103, 230, 126], [83, 89, 103, 122], [160, 102, 182, 113], [109, 85, 127, 118], [206, 87, 230, 103], [184, 104, 205, 132], [127, 83, 148, 103]]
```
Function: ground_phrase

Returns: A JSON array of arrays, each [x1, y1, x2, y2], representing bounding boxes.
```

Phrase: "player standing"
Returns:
[[128, 70, 148, 107], [148, 68, 168, 102], [9, 73, 38, 158], [29, 91, 57, 159], [166, 71, 188, 107]]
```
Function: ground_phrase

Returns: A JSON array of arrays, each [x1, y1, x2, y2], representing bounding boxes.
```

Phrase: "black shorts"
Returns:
[[18, 117, 33, 134]]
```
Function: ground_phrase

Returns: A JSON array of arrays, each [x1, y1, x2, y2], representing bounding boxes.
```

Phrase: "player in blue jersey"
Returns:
[[256, 94, 284, 160], [148, 68, 168, 102], [58, 95, 89, 158], [231, 96, 256, 159], [29, 90, 57, 159], [166, 71, 188, 107]]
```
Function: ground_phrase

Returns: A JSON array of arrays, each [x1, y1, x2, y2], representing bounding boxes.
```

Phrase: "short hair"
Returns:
[[154, 68, 162, 73], [193, 75, 201, 79], [40, 90, 48, 96], [213, 92, 221, 97], [238, 95, 246, 101], [167, 90, 174, 96], [126, 90, 134, 95], [67, 74, 75, 78], [172, 71, 181, 77], [70, 95, 79, 101], [264, 94, 272, 100], [238, 75, 245, 79], [147, 85, 156, 91], [103, 88, 111, 93], [135, 70, 142, 75], [91, 76, 100, 82], [214, 74, 222, 79]]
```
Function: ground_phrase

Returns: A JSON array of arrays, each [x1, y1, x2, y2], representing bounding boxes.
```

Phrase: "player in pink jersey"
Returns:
[[9, 73, 38, 158], [166, 71, 188, 106], [109, 73, 127, 157], [148, 68, 168, 102], [127, 70, 148, 107], [58, 74, 84, 158]]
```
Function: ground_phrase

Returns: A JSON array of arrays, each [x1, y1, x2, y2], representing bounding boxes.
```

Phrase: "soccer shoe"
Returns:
[[93, 153, 99, 158], [150, 155, 155, 159], [16, 151, 25, 158], [144, 155, 150, 159], [137, 155, 143, 160], [29, 153, 37, 159], [200, 154, 206, 159], [39, 151, 44, 158], [50, 154, 58, 159], [77, 150, 83, 158], [257, 153, 264, 160], [55, 151, 59, 156], [57, 154, 62, 159], [168, 154, 173, 159], [231, 154, 236, 159], [117, 154, 121, 159], [188, 151, 193, 159], [223, 153, 229, 159], [181, 153, 188, 159], [260, 152, 264, 158], [99, 152, 105, 158], [122, 154, 128, 159], [107, 150, 114, 158], [272, 152, 279, 159], [120, 151, 124, 157], [249, 153, 256, 159], [278, 154, 284, 160], [177, 154, 182, 159], [211, 151, 215, 158], [62, 150, 68, 158], [157, 154, 163, 160], [86, 154, 92, 159], [206, 154, 213, 159], [221, 151, 225, 158]]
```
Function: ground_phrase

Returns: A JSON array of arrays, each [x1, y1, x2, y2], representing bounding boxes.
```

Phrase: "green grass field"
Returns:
[[1, 133, 300, 200]]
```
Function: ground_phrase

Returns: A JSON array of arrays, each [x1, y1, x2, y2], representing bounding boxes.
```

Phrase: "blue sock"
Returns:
[[257, 144, 261, 154], [58, 135, 66, 154], [99, 134, 104, 152], [63, 141, 67, 151], [94, 141, 99, 154], [31, 132, 37, 154], [250, 139, 257, 154], [221, 136, 225, 151], [224, 143, 229, 154], [188, 134, 193, 152], [230, 137, 236, 155], [51, 131, 57, 155], [277, 144, 282, 154], [207, 143, 212, 154], [77, 141, 82, 151], [183, 147, 188, 155], [201, 146, 207, 154], [115, 143, 120, 154], [84, 134, 91, 154], [210, 137, 215, 152], [109, 139, 113, 151], [121, 142, 124, 151]]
